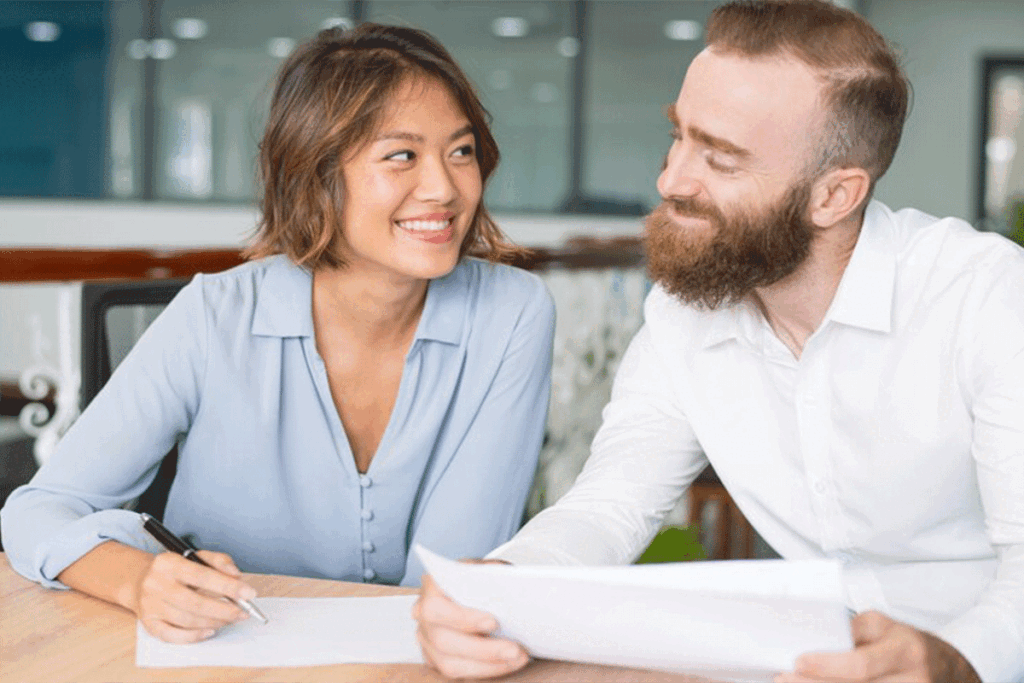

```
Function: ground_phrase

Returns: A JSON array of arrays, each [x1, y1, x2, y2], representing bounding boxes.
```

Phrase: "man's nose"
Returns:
[[657, 147, 702, 200], [415, 156, 458, 204]]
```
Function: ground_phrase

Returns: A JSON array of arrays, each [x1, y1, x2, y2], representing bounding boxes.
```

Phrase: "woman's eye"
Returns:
[[452, 144, 475, 159], [385, 150, 415, 162]]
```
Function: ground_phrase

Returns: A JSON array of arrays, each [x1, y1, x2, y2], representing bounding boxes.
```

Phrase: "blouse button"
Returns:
[[363, 568, 376, 581], [359, 475, 373, 488], [362, 541, 375, 553], [360, 508, 374, 521]]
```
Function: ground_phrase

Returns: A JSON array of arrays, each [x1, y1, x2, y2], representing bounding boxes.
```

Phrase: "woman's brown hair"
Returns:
[[245, 23, 524, 269]]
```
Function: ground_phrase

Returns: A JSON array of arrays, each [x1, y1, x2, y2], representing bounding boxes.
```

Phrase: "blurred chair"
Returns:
[[689, 465, 756, 560], [81, 278, 189, 520]]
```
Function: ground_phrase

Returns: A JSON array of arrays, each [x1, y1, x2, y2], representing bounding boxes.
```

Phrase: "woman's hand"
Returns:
[[132, 550, 258, 643], [413, 570, 530, 679]]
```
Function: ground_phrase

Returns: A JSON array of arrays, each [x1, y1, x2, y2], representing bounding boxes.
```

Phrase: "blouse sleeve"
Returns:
[[400, 277, 555, 586], [0, 277, 208, 588]]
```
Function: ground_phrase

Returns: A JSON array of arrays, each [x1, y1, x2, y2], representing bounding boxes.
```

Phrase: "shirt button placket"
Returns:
[[359, 474, 374, 581]]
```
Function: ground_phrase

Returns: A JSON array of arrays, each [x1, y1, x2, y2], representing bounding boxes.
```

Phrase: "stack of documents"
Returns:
[[416, 545, 852, 682]]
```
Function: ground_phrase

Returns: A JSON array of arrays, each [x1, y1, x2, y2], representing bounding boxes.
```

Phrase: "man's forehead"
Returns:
[[673, 48, 824, 163]]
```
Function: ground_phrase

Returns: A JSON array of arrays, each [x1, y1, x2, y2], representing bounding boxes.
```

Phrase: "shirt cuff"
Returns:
[[33, 509, 164, 589], [937, 604, 1024, 683]]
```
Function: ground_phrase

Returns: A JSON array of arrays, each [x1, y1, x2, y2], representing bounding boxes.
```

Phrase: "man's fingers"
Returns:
[[417, 627, 528, 679], [851, 611, 891, 646], [428, 623, 526, 664], [794, 639, 898, 682], [419, 575, 498, 633]]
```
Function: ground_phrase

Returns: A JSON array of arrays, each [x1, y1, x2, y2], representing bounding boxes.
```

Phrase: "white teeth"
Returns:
[[397, 219, 451, 232]]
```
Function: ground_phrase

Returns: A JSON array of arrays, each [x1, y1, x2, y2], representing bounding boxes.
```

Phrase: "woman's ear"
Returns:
[[808, 167, 872, 228]]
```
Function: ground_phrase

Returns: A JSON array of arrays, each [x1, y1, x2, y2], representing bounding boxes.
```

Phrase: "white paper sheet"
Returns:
[[415, 545, 853, 683], [136, 595, 424, 668]]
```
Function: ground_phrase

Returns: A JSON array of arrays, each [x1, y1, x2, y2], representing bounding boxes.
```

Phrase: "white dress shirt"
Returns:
[[491, 201, 1024, 683]]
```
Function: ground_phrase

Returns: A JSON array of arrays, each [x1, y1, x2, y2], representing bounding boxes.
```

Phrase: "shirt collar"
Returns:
[[252, 255, 315, 337], [251, 254, 468, 345], [414, 260, 468, 346], [824, 199, 896, 333], [699, 199, 896, 348]]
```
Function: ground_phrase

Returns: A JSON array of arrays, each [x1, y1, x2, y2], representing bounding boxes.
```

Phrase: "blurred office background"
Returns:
[[2, 0, 1024, 554]]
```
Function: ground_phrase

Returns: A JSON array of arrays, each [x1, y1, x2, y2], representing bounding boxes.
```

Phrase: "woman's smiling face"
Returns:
[[337, 76, 482, 282]]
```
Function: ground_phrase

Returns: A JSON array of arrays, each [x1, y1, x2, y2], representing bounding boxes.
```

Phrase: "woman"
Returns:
[[0, 23, 554, 644]]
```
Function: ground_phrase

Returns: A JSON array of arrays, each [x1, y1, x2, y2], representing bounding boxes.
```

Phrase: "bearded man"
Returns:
[[413, 1, 1024, 681]]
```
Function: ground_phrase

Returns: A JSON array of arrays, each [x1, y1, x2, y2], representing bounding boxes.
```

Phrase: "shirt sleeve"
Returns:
[[488, 323, 706, 567], [0, 278, 208, 589], [400, 278, 556, 586], [937, 259, 1024, 683]]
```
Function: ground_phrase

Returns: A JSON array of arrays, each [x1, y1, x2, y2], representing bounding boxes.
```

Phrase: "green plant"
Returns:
[[636, 525, 707, 563]]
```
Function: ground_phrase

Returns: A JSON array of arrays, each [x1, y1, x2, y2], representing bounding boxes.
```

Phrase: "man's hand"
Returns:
[[774, 611, 980, 683], [412, 567, 530, 679]]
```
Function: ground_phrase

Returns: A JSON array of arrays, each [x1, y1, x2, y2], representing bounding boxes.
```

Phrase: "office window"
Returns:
[[0, 0, 108, 198], [583, 1, 714, 214], [979, 57, 1024, 237], [5, 0, 731, 215], [368, 1, 575, 213]]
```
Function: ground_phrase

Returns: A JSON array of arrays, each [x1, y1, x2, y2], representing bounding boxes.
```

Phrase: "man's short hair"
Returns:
[[706, 0, 910, 189]]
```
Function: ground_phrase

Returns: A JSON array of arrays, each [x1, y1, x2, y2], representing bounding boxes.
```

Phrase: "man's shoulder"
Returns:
[[873, 201, 1023, 269], [642, 285, 728, 352]]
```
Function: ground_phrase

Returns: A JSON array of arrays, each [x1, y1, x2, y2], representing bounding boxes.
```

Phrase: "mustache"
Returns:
[[657, 196, 723, 223]]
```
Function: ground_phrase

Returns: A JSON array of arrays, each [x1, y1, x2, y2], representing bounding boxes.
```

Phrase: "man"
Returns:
[[413, 1, 1024, 681]]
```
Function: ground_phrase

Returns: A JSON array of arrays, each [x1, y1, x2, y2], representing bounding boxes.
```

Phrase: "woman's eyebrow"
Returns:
[[375, 124, 474, 144]]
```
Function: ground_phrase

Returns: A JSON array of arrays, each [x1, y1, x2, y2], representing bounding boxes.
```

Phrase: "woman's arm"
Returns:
[[0, 277, 258, 641]]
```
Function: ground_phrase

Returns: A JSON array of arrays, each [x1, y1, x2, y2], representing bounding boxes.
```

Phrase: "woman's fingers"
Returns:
[[139, 616, 217, 644], [137, 551, 254, 642]]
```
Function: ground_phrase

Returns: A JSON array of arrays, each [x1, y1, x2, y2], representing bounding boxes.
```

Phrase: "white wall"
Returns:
[[867, 0, 1024, 223]]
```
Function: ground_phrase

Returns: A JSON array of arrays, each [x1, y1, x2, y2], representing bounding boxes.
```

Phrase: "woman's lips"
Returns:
[[395, 217, 455, 244]]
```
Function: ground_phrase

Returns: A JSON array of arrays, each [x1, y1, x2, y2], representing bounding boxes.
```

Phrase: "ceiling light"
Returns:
[[267, 37, 296, 59], [321, 17, 353, 31], [150, 38, 176, 60], [126, 38, 149, 59], [557, 36, 579, 58], [987, 136, 1017, 164], [492, 17, 529, 38], [25, 21, 61, 42], [172, 18, 208, 40], [664, 20, 701, 41]]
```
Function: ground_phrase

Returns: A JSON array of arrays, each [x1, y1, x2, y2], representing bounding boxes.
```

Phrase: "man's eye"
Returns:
[[452, 144, 475, 158], [385, 150, 414, 162], [705, 152, 737, 174]]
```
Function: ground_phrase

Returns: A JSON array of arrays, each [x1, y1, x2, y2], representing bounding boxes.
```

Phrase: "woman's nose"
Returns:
[[415, 156, 458, 204]]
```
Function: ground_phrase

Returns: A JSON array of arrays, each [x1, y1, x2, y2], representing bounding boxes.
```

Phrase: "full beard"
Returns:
[[643, 180, 816, 310]]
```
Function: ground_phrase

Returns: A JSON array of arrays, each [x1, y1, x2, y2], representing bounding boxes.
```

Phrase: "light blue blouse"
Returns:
[[1, 255, 554, 588]]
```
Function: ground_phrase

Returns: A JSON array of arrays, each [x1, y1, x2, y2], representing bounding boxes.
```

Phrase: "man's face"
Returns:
[[644, 48, 825, 309]]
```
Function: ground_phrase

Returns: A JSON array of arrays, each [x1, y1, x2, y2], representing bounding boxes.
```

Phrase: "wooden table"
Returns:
[[0, 554, 705, 683]]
